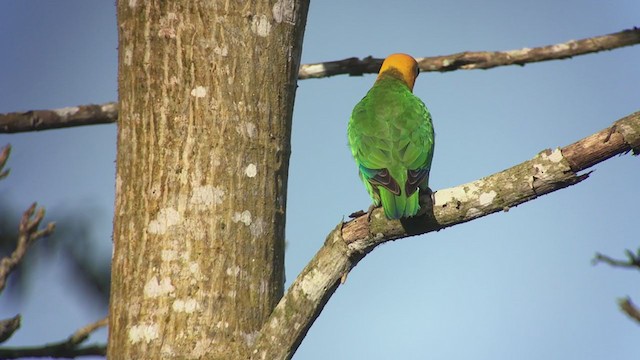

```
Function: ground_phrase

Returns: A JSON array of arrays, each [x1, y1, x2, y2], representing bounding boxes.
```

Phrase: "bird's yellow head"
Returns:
[[377, 53, 420, 91]]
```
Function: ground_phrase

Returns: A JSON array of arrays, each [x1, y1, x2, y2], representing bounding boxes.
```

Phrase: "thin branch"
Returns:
[[593, 249, 640, 270], [0, 145, 10, 179], [0, 103, 117, 133], [0, 203, 56, 294], [299, 27, 640, 78], [250, 111, 640, 359], [619, 298, 640, 325], [0, 315, 21, 344], [0, 317, 107, 359], [1, 28, 639, 133]]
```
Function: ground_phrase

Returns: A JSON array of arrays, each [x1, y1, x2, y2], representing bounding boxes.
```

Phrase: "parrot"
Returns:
[[347, 53, 435, 219]]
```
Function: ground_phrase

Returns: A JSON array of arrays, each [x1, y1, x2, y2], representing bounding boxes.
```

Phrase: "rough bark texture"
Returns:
[[108, 1, 308, 359], [250, 111, 639, 359]]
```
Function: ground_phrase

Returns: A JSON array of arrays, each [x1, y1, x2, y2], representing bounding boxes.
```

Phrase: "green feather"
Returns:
[[348, 72, 434, 219]]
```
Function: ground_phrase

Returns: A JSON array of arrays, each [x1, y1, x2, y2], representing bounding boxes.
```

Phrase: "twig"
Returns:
[[0, 145, 10, 179], [593, 249, 640, 270], [0, 315, 21, 344], [249, 111, 640, 359], [1, 28, 639, 133], [0, 203, 56, 294], [0, 317, 107, 359], [619, 298, 640, 325]]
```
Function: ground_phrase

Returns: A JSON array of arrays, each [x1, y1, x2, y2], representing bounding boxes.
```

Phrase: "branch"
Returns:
[[0, 103, 117, 133], [593, 249, 640, 270], [0, 203, 56, 294], [0, 145, 10, 179], [0, 315, 21, 344], [2, 28, 639, 133], [0, 317, 107, 359], [619, 298, 640, 325], [299, 27, 640, 78], [250, 111, 640, 359]]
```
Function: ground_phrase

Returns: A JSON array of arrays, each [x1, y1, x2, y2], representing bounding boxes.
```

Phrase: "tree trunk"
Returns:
[[108, 1, 308, 358]]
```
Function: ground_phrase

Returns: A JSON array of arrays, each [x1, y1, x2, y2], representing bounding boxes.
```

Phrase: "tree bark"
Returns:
[[108, 1, 308, 358]]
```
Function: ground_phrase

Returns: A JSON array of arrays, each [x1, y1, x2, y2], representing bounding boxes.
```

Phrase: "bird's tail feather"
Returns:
[[379, 188, 420, 219]]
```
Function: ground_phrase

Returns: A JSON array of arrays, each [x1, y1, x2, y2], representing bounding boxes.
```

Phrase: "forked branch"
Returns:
[[0, 203, 56, 294]]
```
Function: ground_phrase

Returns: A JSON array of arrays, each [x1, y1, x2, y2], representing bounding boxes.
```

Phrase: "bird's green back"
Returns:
[[348, 73, 434, 219]]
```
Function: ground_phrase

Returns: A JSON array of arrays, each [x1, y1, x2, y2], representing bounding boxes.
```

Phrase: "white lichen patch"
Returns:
[[190, 86, 207, 98], [465, 207, 481, 219], [215, 320, 230, 331], [478, 191, 497, 206], [299, 269, 330, 302], [172, 298, 199, 313], [434, 186, 470, 206], [249, 217, 265, 238], [241, 331, 260, 346], [128, 0, 137, 8], [542, 148, 564, 163], [236, 121, 257, 138], [508, 47, 532, 57], [102, 102, 117, 113], [251, 15, 272, 37], [161, 249, 177, 261], [232, 210, 252, 226], [272, 0, 295, 24], [300, 63, 326, 77], [189, 262, 200, 274], [128, 323, 159, 344], [245, 122, 256, 138], [245, 163, 257, 178], [54, 106, 79, 117], [550, 43, 570, 52], [124, 45, 133, 66], [190, 185, 216, 205], [148, 208, 181, 234], [213, 45, 228, 56], [144, 276, 175, 298], [225, 265, 241, 276]]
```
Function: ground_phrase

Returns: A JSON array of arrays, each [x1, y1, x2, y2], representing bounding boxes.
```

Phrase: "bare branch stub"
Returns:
[[619, 298, 640, 325], [0, 315, 21, 344]]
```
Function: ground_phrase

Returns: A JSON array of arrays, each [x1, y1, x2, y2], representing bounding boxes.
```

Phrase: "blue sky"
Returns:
[[0, 1, 639, 359]]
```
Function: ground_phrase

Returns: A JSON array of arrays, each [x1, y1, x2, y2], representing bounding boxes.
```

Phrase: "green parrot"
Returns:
[[348, 53, 435, 219]]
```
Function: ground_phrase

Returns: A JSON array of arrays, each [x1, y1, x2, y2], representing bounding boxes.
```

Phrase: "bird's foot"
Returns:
[[366, 204, 377, 222]]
